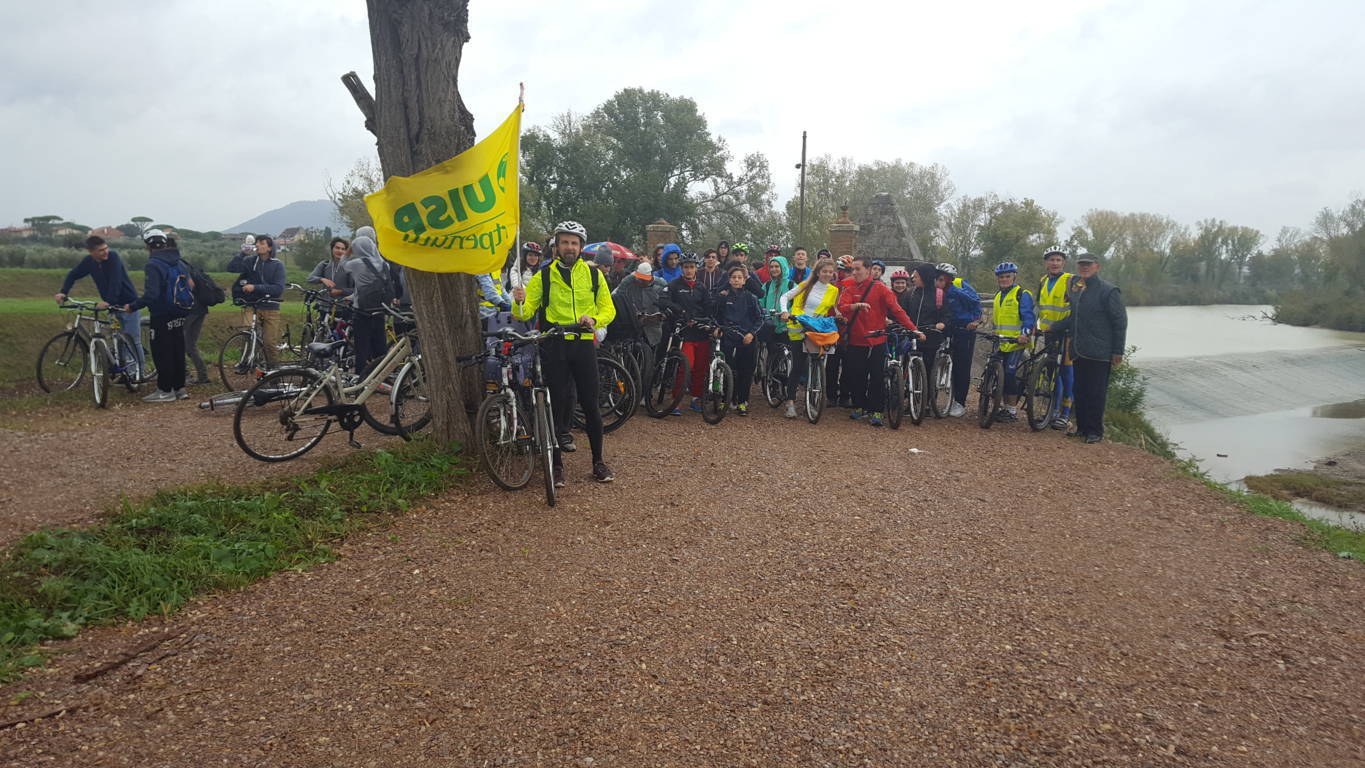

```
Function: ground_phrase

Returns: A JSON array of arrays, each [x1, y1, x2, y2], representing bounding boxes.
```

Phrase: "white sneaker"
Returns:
[[174, 389, 189, 400], [142, 390, 176, 403], [947, 402, 966, 417], [784, 401, 797, 419]]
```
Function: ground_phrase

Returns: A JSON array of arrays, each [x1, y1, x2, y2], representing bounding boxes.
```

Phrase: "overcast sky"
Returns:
[[3, 0, 1362, 240]]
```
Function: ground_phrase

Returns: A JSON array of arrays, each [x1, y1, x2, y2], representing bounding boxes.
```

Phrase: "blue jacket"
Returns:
[[130, 249, 190, 317], [714, 286, 764, 339], [227, 251, 287, 310], [60, 250, 138, 305], [945, 279, 982, 328]]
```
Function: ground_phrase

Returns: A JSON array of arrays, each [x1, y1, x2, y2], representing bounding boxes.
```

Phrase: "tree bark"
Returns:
[[354, 0, 483, 445]]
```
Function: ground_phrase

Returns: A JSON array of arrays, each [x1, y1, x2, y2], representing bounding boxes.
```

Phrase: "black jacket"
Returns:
[[662, 277, 713, 342], [1049, 274, 1127, 361], [714, 287, 764, 340]]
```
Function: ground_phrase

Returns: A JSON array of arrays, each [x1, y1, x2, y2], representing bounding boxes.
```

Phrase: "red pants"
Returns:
[[682, 340, 711, 397]]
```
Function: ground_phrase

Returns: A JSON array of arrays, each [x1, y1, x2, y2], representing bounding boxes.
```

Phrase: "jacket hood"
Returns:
[[660, 243, 683, 260], [350, 236, 381, 261], [354, 226, 377, 242], [762, 255, 792, 307], [150, 248, 182, 266], [912, 263, 937, 289]]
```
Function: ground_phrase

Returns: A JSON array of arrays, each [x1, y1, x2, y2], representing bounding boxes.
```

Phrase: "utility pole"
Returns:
[[796, 130, 807, 246]]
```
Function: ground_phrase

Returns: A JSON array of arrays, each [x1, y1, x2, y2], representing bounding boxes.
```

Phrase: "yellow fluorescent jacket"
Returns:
[[512, 258, 616, 339]]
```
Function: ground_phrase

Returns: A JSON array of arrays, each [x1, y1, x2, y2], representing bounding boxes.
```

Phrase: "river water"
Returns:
[[1130, 305, 1365, 530]]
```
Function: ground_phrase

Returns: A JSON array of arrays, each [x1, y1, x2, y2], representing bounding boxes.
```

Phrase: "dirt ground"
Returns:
[[1, 398, 1363, 766]]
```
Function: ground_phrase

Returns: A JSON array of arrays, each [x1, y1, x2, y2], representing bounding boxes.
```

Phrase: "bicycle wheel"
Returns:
[[88, 337, 109, 408], [805, 354, 826, 424], [1025, 356, 1060, 432], [598, 356, 637, 433], [644, 351, 689, 418], [391, 358, 432, 438], [534, 389, 556, 507], [978, 361, 1003, 429], [233, 367, 335, 462], [763, 348, 789, 408], [36, 331, 88, 393], [885, 361, 905, 429], [907, 355, 927, 426], [114, 334, 141, 392], [701, 359, 733, 425], [930, 354, 953, 418], [218, 331, 261, 392], [476, 392, 533, 490]]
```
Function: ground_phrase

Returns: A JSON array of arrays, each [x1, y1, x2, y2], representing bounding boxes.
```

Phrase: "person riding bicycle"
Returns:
[[836, 256, 923, 427], [1036, 245, 1076, 430], [55, 235, 146, 376], [779, 256, 842, 418], [989, 261, 1037, 423], [715, 265, 765, 415], [659, 251, 714, 414], [511, 220, 617, 484], [935, 262, 982, 417]]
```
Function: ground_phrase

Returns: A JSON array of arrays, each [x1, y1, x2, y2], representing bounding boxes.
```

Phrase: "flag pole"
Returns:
[[510, 83, 526, 291]]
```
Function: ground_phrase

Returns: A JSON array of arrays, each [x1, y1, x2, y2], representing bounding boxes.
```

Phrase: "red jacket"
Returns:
[[837, 278, 917, 346]]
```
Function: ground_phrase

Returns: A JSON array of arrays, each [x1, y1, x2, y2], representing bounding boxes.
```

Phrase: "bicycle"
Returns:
[[572, 352, 639, 434], [218, 299, 278, 392], [464, 324, 588, 507], [974, 332, 1007, 429], [644, 319, 690, 418], [232, 305, 429, 462], [693, 319, 738, 425], [1019, 333, 1064, 431], [928, 329, 954, 418], [873, 324, 927, 429], [37, 301, 148, 405], [281, 284, 347, 357], [759, 310, 790, 409]]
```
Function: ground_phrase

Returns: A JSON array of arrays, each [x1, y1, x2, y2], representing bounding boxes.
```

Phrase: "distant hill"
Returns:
[[224, 200, 348, 236]]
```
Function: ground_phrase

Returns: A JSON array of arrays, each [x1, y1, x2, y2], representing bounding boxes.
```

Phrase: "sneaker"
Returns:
[[669, 408, 682, 416], [142, 390, 176, 403], [736, 403, 748, 416], [947, 402, 966, 418], [690, 398, 703, 412], [996, 409, 1018, 423], [869, 412, 885, 427], [849, 408, 865, 420], [174, 388, 189, 400], [1084, 434, 1102, 444], [592, 462, 615, 483], [190, 376, 212, 386], [553, 464, 566, 488], [1051, 416, 1070, 431], [558, 434, 577, 453], [784, 401, 797, 419]]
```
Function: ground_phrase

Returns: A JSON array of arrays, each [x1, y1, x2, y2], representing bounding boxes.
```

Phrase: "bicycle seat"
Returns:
[[307, 340, 348, 358]]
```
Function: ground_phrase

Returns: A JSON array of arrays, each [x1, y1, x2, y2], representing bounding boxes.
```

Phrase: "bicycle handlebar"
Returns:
[[58, 300, 104, 312], [480, 324, 590, 343]]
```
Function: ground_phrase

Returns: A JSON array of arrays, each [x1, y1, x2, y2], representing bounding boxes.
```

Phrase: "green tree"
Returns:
[[975, 198, 1060, 286], [326, 158, 382, 233], [935, 194, 994, 274], [783, 156, 953, 254], [130, 216, 153, 234], [23, 215, 64, 236]]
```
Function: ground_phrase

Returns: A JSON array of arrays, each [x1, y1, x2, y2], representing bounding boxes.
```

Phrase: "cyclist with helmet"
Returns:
[[889, 268, 911, 298], [659, 251, 714, 413], [990, 261, 1036, 422], [755, 245, 781, 282], [511, 221, 617, 484], [124, 230, 194, 401], [722, 242, 764, 298], [837, 256, 923, 427], [935, 262, 982, 417], [870, 260, 887, 282], [1036, 245, 1076, 430], [510, 241, 545, 288]]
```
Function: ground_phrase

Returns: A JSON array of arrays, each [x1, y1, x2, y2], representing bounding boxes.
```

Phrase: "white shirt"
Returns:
[[780, 280, 834, 314]]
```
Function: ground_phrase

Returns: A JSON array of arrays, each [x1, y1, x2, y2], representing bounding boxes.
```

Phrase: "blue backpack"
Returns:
[[149, 259, 196, 314]]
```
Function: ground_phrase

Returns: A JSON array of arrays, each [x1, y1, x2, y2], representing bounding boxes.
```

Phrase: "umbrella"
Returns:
[[584, 241, 640, 262]]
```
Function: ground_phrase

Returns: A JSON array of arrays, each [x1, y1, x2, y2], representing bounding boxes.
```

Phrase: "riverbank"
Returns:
[[1244, 446, 1365, 516]]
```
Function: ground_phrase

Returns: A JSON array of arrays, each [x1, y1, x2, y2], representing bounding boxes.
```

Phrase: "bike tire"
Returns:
[[115, 334, 141, 392], [89, 337, 109, 408], [1024, 356, 1058, 432], [763, 348, 788, 408], [534, 389, 556, 507], [978, 361, 1003, 429], [930, 354, 953, 418], [476, 391, 534, 490], [218, 331, 261, 392], [36, 331, 88, 393], [907, 355, 927, 426], [701, 360, 733, 425], [644, 351, 689, 418], [233, 367, 335, 462], [391, 357, 433, 438], [805, 354, 826, 424], [885, 361, 905, 430], [575, 355, 637, 433]]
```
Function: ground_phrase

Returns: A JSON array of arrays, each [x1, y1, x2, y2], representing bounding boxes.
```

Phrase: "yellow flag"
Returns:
[[364, 104, 521, 273]]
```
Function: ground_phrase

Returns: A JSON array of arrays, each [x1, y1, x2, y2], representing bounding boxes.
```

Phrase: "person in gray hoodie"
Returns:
[[1047, 253, 1127, 443], [336, 234, 397, 375]]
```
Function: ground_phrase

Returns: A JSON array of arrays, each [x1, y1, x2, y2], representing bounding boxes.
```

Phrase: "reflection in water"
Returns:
[[1313, 399, 1365, 419]]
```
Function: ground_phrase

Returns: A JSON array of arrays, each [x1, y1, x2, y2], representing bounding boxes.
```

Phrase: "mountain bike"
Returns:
[[464, 324, 588, 507], [759, 311, 790, 408], [232, 306, 428, 462], [572, 353, 638, 434], [1020, 334, 1064, 431], [644, 320, 690, 418], [37, 301, 146, 404], [693, 320, 737, 425], [218, 300, 275, 392], [875, 324, 927, 429], [975, 332, 1006, 429], [281, 284, 347, 357], [928, 330, 954, 418]]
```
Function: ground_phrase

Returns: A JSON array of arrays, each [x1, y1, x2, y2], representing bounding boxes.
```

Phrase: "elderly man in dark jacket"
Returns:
[[1048, 253, 1127, 443]]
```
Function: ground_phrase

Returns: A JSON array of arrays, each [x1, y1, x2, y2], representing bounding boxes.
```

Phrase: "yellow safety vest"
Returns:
[[785, 282, 841, 340], [512, 258, 615, 340], [992, 284, 1027, 353], [477, 271, 505, 308], [1036, 272, 1072, 332]]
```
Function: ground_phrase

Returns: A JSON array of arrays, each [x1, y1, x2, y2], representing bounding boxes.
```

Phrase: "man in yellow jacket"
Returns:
[[512, 220, 617, 485]]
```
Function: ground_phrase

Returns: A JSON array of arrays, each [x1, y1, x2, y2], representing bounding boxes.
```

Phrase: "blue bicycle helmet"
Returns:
[[994, 261, 1019, 275]]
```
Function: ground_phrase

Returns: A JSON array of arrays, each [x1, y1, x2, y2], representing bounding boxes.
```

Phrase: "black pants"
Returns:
[[841, 344, 886, 413], [351, 311, 387, 375], [784, 339, 808, 401], [544, 338, 604, 464], [149, 314, 186, 392], [722, 336, 757, 405], [950, 329, 976, 406], [1073, 357, 1112, 438], [826, 348, 845, 401]]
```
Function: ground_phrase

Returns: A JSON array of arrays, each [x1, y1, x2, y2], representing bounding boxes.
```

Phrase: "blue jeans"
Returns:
[[115, 309, 146, 374]]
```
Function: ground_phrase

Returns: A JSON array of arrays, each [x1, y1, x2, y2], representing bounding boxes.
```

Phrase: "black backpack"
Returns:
[[186, 261, 225, 308], [356, 256, 400, 310]]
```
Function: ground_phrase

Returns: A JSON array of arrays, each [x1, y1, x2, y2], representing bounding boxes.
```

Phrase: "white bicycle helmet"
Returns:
[[1042, 244, 1067, 258], [553, 220, 587, 243], [935, 262, 958, 277]]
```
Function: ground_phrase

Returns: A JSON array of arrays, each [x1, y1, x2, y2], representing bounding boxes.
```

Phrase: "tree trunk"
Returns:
[[358, 0, 482, 445]]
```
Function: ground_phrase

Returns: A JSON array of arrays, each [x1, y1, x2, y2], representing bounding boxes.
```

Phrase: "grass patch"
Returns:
[[1202, 481, 1365, 563], [1243, 472, 1365, 514], [0, 440, 466, 681]]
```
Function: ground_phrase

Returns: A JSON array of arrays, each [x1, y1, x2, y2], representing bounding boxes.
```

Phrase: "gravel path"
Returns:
[[2, 403, 1363, 766]]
